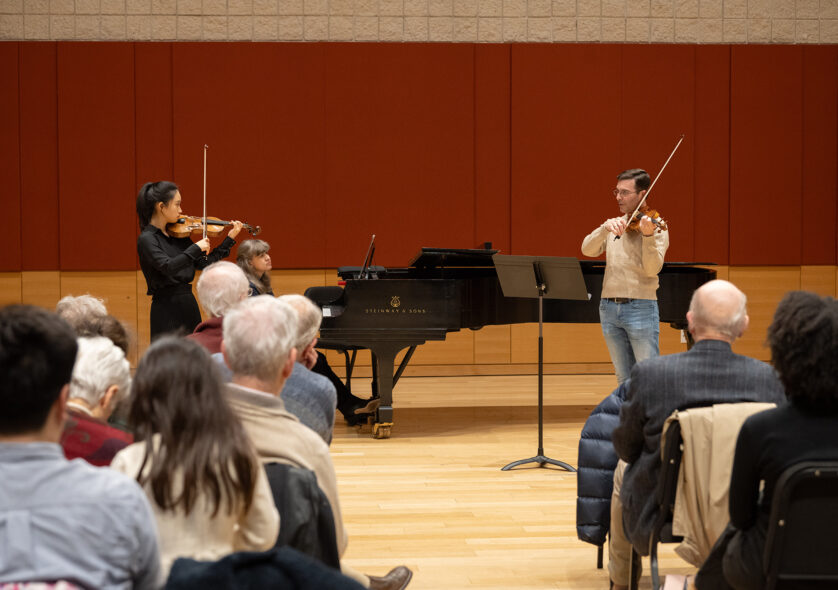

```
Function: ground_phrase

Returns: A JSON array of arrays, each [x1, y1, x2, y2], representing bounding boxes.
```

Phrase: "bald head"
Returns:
[[687, 280, 749, 343], [196, 261, 249, 318]]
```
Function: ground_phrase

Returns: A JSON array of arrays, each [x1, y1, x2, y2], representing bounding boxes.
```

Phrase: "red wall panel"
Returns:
[[172, 43, 327, 269], [322, 44, 476, 268], [474, 44, 510, 254], [135, 42, 174, 245], [620, 45, 696, 263], [511, 44, 622, 258], [0, 43, 21, 272], [730, 46, 803, 265], [19, 43, 60, 271], [694, 46, 730, 265], [57, 43, 137, 270], [801, 46, 838, 265]]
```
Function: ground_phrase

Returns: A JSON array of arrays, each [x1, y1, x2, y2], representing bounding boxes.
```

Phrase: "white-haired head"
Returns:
[[222, 295, 298, 384], [687, 279, 749, 343], [278, 294, 322, 354], [68, 336, 131, 418], [56, 294, 107, 333], [196, 261, 250, 318]]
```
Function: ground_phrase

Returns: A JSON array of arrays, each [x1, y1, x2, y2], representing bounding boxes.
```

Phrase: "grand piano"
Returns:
[[306, 248, 716, 438]]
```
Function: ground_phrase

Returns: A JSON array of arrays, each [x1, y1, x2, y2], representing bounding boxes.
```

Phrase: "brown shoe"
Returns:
[[368, 566, 412, 590]]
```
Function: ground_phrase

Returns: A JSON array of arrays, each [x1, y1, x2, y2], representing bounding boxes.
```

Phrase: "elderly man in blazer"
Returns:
[[607, 280, 786, 590]]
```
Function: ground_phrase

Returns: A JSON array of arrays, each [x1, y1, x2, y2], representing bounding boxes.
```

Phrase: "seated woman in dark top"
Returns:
[[697, 290, 838, 590]]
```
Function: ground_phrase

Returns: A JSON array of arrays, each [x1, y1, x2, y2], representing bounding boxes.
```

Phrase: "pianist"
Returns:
[[581, 169, 669, 384]]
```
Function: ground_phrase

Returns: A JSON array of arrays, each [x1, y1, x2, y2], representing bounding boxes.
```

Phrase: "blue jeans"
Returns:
[[599, 298, 660, 384]]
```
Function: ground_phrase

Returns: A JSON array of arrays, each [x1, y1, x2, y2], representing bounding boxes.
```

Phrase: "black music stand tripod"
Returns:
[[493, 254, 589, 472]]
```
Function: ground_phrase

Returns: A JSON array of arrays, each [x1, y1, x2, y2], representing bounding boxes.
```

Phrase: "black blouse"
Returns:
[[137, 225, 235, 296]]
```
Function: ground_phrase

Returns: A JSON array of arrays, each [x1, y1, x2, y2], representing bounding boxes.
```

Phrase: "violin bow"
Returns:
[[626, 134, 684, 228], [202, 144, 208, 241]]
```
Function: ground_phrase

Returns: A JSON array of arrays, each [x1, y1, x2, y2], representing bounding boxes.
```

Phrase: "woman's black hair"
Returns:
[[128, 336, 259, 516], [767, 291, 838, 414], [136, 181, 179, 230]]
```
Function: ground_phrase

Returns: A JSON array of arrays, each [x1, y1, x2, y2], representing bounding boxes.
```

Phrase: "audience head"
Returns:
[[222, 295, 297, 388], [136, 181, 179, 230], [196, 261, 249, 318], [767, 291, 838, 414], [56, 294, 107, 332], [129, 336, 258, 515], [0, 305, 77, 437], [236, 239, 272, 295], [687, 280, 749, 342], [69, 336, 131, 420], [75, 313, 131, 356], [278, 294, 322, 356]]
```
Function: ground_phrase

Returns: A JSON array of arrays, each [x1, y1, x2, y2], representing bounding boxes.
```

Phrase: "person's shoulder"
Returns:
[[290, 364, 335, 393]]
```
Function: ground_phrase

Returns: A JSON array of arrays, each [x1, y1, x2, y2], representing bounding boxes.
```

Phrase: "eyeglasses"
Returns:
[[612, 189, 638, 197]]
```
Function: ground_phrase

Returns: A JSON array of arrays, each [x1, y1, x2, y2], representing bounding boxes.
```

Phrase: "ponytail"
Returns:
[[136, 181, 179, 230]]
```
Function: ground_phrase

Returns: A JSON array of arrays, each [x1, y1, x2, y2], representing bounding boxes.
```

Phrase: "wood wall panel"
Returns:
[[800, 266, 837, 297], [729, 47, 803, 265], [0, 43, 21, 272], [323, 44, 476, 268], [474, 44, 511, 253], [19, 43, 60, 271], [474, 325, 511, 365], [172, 43, 327, 270], [21, 271, 60, 310], [694, 46, 730, 264], [135, 42, 174, 222], [0, 274, 22, 306], [510, 44, 622, 258], [801, 46, 838, 265], [57, 43, 136, 271], [728, 266, 801, 361]]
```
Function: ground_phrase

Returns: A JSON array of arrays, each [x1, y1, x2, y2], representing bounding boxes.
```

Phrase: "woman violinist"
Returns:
[[136, 181, 243, 339]]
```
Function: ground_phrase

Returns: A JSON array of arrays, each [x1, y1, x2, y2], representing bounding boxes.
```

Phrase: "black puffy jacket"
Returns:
[[575, 381, 628, 546]]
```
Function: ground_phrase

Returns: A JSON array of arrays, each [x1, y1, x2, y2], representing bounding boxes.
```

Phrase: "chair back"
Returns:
[[264, 462, 341, 570], [764, 461, 838, 590]]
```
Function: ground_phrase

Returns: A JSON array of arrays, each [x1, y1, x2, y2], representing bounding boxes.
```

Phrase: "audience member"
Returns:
[[608, 280, 786, 590], [111, 337, 279, 578], [0, 305, 160, 589], [236, 238, 274, 296], [221, 296, 413, 590], [188, 261, 250, 354], [278, 294, 338, 445], [60, 336, 133, 466], [696, 291, 838, 590], [55, 294, 107, 330]]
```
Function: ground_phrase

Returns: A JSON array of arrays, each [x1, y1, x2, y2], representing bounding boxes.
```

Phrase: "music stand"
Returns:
[[493, 254, 589, 472]]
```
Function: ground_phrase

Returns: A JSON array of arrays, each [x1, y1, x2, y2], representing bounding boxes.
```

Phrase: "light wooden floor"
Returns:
[[331, 374, 695, 589]]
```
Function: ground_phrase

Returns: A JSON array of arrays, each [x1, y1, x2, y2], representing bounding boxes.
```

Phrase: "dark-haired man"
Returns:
[[0, 305, 161, 589], [581, 168, 670, 384]]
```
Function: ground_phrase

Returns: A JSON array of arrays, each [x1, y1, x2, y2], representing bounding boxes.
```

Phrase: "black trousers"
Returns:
[[696, 518, 767, 590], [150, 290, 202, 340]]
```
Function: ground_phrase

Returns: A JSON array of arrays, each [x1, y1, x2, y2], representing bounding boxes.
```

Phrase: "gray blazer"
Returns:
[[612, 338, 786, 554], [280, 363, 338, 445]]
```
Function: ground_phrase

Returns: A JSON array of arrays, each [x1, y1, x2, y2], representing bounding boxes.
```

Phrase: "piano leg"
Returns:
[[367, 343, 419, 439]]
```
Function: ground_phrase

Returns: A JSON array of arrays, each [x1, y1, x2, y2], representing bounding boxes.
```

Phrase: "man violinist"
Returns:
[[581, 169, 669, 384]]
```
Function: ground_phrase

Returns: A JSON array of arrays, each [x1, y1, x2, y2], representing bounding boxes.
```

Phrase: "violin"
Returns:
[[626, 204, 668, 234], [167, 216, 261, 239]]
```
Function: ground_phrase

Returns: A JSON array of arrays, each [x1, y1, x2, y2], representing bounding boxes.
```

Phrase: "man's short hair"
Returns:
[[688, 280, 748, 340], [69, 336, 131, 408], [278, 294, 322, 354], [0, 305, 78, 434], [196, 261, 250, 318], [223, 296, 298, 383], [768, 291, 838, 413], [617, 169, 651, 192], [55, 294, 107, 333]]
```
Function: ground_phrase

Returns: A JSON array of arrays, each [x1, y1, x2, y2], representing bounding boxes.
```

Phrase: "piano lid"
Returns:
[[409, 247, 499, 269]]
